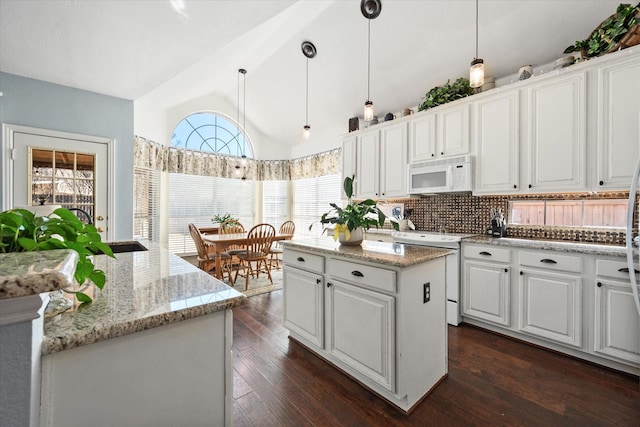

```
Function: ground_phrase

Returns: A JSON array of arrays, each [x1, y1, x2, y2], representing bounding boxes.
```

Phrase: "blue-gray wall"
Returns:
[[0, 72, 134, 240]]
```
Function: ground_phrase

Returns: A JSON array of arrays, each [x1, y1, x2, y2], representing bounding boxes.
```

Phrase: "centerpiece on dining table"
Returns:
[[315, 175, 397, 246]]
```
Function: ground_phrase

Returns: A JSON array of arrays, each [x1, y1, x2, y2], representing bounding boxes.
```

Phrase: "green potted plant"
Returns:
[[211, 213, 239, 225], [418, 77, 474, 112], [0, 207, 115, 302], [316, 175, 398, 246], [564, 2, 640, 59]]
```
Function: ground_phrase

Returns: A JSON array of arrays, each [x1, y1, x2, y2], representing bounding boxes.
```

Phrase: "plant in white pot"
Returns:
[[317, 175, 397, 245]]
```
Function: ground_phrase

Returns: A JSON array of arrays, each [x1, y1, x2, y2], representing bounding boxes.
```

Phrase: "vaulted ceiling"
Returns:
[[0, 0, 624, 154]]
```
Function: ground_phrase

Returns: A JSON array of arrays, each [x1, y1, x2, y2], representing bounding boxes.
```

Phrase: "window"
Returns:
[[293, 174, 341, 239], [168, 174, 255, 254], [509, 199, 627, 228], [133, 167, 160, 242], [262, 180, 289, 232], [171, 112, 252, 157]]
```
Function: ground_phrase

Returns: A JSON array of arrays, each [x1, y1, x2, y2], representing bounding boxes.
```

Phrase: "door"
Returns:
[[462, 260, 511, 326], [283, 267, 324, 348], [356, 131, 379, 199], [380, 123, 407, 198], [3, 124, 112, 240]]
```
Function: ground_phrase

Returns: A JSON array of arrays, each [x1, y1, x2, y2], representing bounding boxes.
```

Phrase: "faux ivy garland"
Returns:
[[0, 208, 115, 302], [418, 77, 474, 112]]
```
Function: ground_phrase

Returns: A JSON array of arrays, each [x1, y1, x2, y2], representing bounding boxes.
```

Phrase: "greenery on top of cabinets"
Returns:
[[0, 207, 115, 302], [564, 2, 640, 58], [418, 77, 474, 112]]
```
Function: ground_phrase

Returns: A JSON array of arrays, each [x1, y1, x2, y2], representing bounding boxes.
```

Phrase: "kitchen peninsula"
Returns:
[[38, 243, 246, 426], [281, 238, 453, 412]]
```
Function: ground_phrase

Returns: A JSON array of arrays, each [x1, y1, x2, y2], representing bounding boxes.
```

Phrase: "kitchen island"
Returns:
[[281, 238, 453, 412], [39, 242, 246, 427]]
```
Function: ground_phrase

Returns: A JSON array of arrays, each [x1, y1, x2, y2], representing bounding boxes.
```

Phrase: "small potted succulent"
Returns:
[[0, 207, 114, 302], [316, 175, 397, 245]]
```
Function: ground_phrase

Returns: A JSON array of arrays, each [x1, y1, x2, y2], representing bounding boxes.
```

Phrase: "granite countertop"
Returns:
[[463, 235, 637, 258], [0, 250, 78, 300], [42, 242, 246, 355], [282, 238, 453, 268]]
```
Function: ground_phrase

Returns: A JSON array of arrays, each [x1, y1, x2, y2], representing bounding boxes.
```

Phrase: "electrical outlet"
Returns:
[[423, 282, 430, 303]]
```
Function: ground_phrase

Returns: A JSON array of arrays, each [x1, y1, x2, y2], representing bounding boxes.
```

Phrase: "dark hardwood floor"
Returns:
[[232, 290, 640, 426]]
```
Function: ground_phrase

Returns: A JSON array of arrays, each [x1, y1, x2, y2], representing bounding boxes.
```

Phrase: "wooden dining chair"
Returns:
[[219, 219, 246, 255], [234, 223, 276, 290], [188, 223, 235, 285], [269, 220, 295, 270]]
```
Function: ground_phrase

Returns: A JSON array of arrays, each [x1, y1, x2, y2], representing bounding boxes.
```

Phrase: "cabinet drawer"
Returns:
[[283, 249, 324, 274], [328, 259, 396, 293], [519, 251, 582, 273], [596, 258, 640, 281], [463, 245, 511, 263]]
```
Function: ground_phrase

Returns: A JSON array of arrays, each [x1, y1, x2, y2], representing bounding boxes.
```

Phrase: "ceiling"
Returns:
[[0, 0, 624, 154]]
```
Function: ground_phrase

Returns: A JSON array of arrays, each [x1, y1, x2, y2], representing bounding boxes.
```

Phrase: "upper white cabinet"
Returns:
[[341, 135, 357, 198], [473, 91, 520, 194], [409, 103, 470, 162], [356, 122, 408, 199], [596, 53, 640, 190], [525, 71, 587, 193]]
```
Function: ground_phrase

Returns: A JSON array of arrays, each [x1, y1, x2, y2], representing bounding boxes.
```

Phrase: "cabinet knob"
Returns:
[[382, 192, 385, 196], [520, 271, 524, 276], [597, 282, 602, 287], [431, 153, 435, 157], [513, 184, 517, 189], [327, 282, 333, 288], [528, 184, 532, 189], [599, 180, 604, 186], [316, 278, 321, 284], [504, 268, 508, 273], [440, 151, 444, 156]]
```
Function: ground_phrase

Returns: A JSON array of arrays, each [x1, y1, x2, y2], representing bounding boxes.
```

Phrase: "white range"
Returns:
[[392, 231, 476, 326]]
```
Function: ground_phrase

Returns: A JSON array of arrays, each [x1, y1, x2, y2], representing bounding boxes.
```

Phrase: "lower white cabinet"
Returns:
[[283, 245, 447, 412], [328, 280, 395, 392], [462, 245, 511, 326], [593, 258, 640, 365], [461, 242, 639, 375]]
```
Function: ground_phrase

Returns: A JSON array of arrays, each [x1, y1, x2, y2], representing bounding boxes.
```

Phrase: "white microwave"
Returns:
[[408, 155, 473, 194]]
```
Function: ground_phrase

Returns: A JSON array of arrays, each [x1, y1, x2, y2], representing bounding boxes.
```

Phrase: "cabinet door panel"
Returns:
[[409, 113, 436, 162], [527, 73, 586, 191], [519, 269, 582, 348], [439, 104, 470, 157], [283, 267, 324, 348], [474, 92, 519, 194], [462, 260, 510, 326], [356, 132, 379, 198], [594, 279, 640, 365], [597, 56, 640, 189], [328, 280, 395, 392], [380, 123, 408, 197]]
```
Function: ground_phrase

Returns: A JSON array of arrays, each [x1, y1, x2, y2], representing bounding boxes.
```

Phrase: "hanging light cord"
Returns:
[[306, 57, 309, 125], [367, 18, 371, 101], [475, 0, 479, 59], [242, 70, 246, 157]]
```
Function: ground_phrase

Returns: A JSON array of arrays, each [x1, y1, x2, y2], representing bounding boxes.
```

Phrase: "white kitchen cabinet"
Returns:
[[518, 251, 583, 348], [408, 104, 469, 162], [593, 258, 640, 366], [525, 71, 587, 192], [473, 91, 520, 194], [282, 242, 447, 412], [596, 53, 640, 190], [342, 135, 357, 198], [327, 279, 395, 392], [356, 122, 408, 199], [462, 244, 512, 326]]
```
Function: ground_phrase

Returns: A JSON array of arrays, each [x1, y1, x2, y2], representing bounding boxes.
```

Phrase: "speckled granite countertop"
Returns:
[[282, 238, 453, 268], [463, 235, 638, 259], [42, 243, 246, 355], [0, 250, 78, 300]]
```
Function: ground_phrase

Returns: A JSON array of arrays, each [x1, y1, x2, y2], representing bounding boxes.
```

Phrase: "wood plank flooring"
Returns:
[[232, 290, 640, 426]]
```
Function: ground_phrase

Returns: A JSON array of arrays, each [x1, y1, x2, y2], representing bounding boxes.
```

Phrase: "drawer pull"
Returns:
[[351, 270, 364, 277], [540, 258, 557, 264], [597, 282, 602, 287], [618, 267, 640, 274], [296, 256, 305, 262], [479, 251, 492, 256]]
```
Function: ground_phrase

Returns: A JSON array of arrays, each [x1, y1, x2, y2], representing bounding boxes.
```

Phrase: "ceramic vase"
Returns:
[[338, 227, 364, 246]]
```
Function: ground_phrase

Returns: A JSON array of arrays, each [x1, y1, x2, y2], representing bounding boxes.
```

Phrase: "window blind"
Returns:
[[293, 174, 341, 239], [168, 173, 255, 254], [133, 167, 160, 242], [262, 180, 289, 232]]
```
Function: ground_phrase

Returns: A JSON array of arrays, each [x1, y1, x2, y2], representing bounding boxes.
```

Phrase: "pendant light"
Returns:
[[239, 68, 248, 168], [469, 0, 484, 88], [361, 0, 381, 122], [301, 41, 317, 140]]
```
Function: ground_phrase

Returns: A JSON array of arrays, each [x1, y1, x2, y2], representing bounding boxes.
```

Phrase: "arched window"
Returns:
[[171, 112, 253, 157]]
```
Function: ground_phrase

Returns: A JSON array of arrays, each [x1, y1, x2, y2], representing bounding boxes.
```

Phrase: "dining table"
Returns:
[[201, 232, 293, 280]]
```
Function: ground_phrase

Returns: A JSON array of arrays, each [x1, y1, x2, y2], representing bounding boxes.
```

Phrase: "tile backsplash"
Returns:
[[384, 191, 637, 246]]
